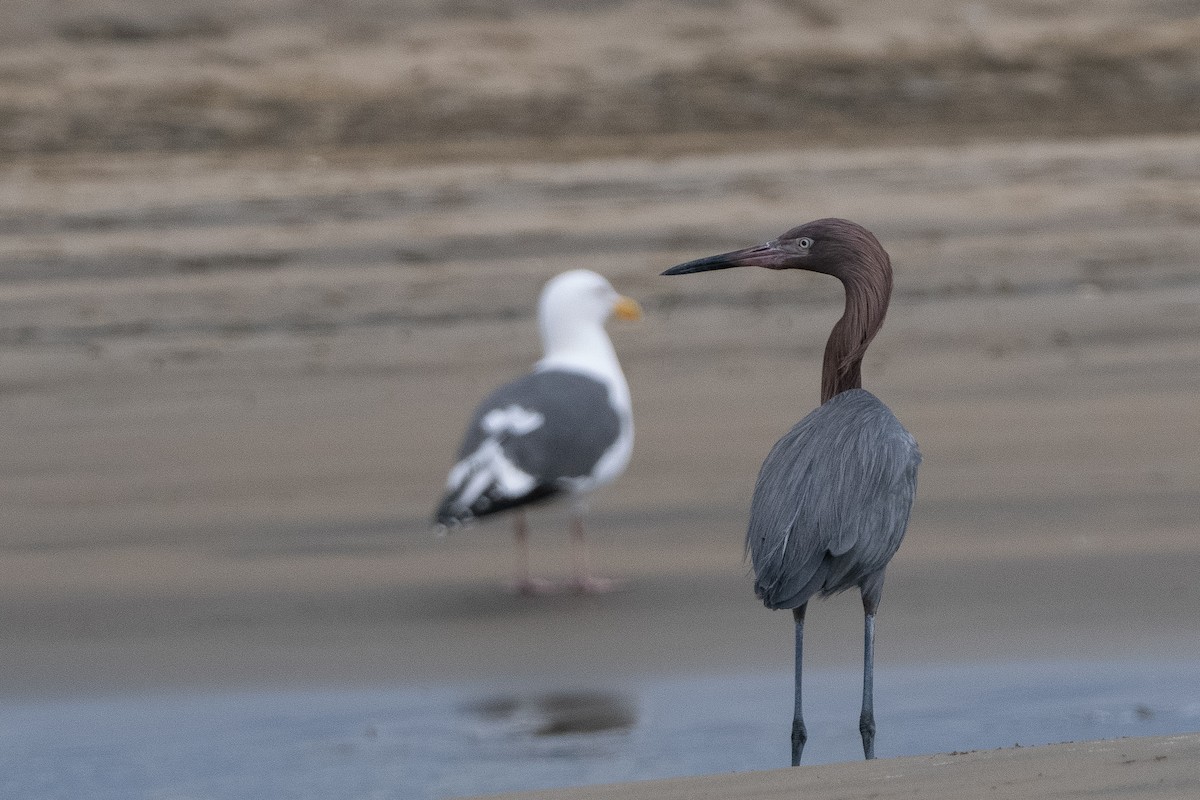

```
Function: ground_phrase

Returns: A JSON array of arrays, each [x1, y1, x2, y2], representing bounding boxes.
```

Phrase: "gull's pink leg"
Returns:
[[569, 514, 619, 594], [510, 511, 554, 595]]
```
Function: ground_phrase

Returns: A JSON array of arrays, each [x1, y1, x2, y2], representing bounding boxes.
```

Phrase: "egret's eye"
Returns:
[[797, 237, 814, 249]]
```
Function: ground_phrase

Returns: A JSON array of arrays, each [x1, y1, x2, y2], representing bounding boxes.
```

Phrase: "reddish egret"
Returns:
[[663, 218, 920, 764], [435, 270, 641, 593]]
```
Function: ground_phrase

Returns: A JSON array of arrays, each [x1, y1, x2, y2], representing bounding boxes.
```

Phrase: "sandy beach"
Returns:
[[473, 733, 1200, 799], [1, 1, 1199, 797], [3, 133, 1199, 696]]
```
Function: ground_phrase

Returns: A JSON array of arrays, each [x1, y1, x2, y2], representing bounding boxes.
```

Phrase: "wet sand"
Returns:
[[5, 664, 1196, 798], [2, 134, 1200, 699]]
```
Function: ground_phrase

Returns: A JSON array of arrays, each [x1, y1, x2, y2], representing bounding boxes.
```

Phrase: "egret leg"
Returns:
[[790, 604, 808, 766], [859, 598, 878, 759]]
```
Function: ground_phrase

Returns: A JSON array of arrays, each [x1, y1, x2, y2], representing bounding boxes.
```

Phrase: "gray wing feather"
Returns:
[[456, 370, 620, 478], [436, 369, 621, 523], [747, 388, 920, 610]]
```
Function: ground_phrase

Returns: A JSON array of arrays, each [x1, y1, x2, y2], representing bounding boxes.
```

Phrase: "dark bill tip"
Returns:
[[660, 255, 738, 276]]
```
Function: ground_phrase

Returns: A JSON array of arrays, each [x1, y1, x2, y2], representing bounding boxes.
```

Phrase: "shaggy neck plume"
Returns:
[[820, 245, 892, 404]]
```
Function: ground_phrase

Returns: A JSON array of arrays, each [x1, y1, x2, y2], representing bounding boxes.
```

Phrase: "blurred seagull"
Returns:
[[435, 270, 641, 594]]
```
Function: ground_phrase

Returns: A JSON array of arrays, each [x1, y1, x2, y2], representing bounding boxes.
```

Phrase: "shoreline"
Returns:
[[4, 665, 1196, 798]]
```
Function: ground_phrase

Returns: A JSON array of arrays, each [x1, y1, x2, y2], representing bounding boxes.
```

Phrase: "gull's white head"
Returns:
[[537, 270, 641, 357]]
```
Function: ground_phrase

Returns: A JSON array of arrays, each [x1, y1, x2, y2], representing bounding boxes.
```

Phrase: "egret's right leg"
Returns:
[[791, 604, 808, 766]]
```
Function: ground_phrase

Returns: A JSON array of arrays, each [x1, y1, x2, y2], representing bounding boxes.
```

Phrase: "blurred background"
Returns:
[[1, 1, 1199, 798]]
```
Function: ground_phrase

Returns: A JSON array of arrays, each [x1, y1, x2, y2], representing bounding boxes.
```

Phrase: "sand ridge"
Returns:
[[470, 733, 1200, 799]]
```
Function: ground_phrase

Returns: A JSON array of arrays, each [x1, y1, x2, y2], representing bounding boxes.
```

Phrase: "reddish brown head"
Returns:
[[662, 218, 893, 403]]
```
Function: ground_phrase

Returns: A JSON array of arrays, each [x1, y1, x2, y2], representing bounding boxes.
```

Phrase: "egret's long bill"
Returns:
[[661, 241, 789, 274]]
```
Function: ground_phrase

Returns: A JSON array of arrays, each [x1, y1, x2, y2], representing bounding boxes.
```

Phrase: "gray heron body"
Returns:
[[435, 269, 641, 593], [663, 218, 920, 764]]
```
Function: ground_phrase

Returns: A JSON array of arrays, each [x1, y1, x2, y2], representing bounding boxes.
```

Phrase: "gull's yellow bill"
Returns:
[[613, 295, 642, 321]]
